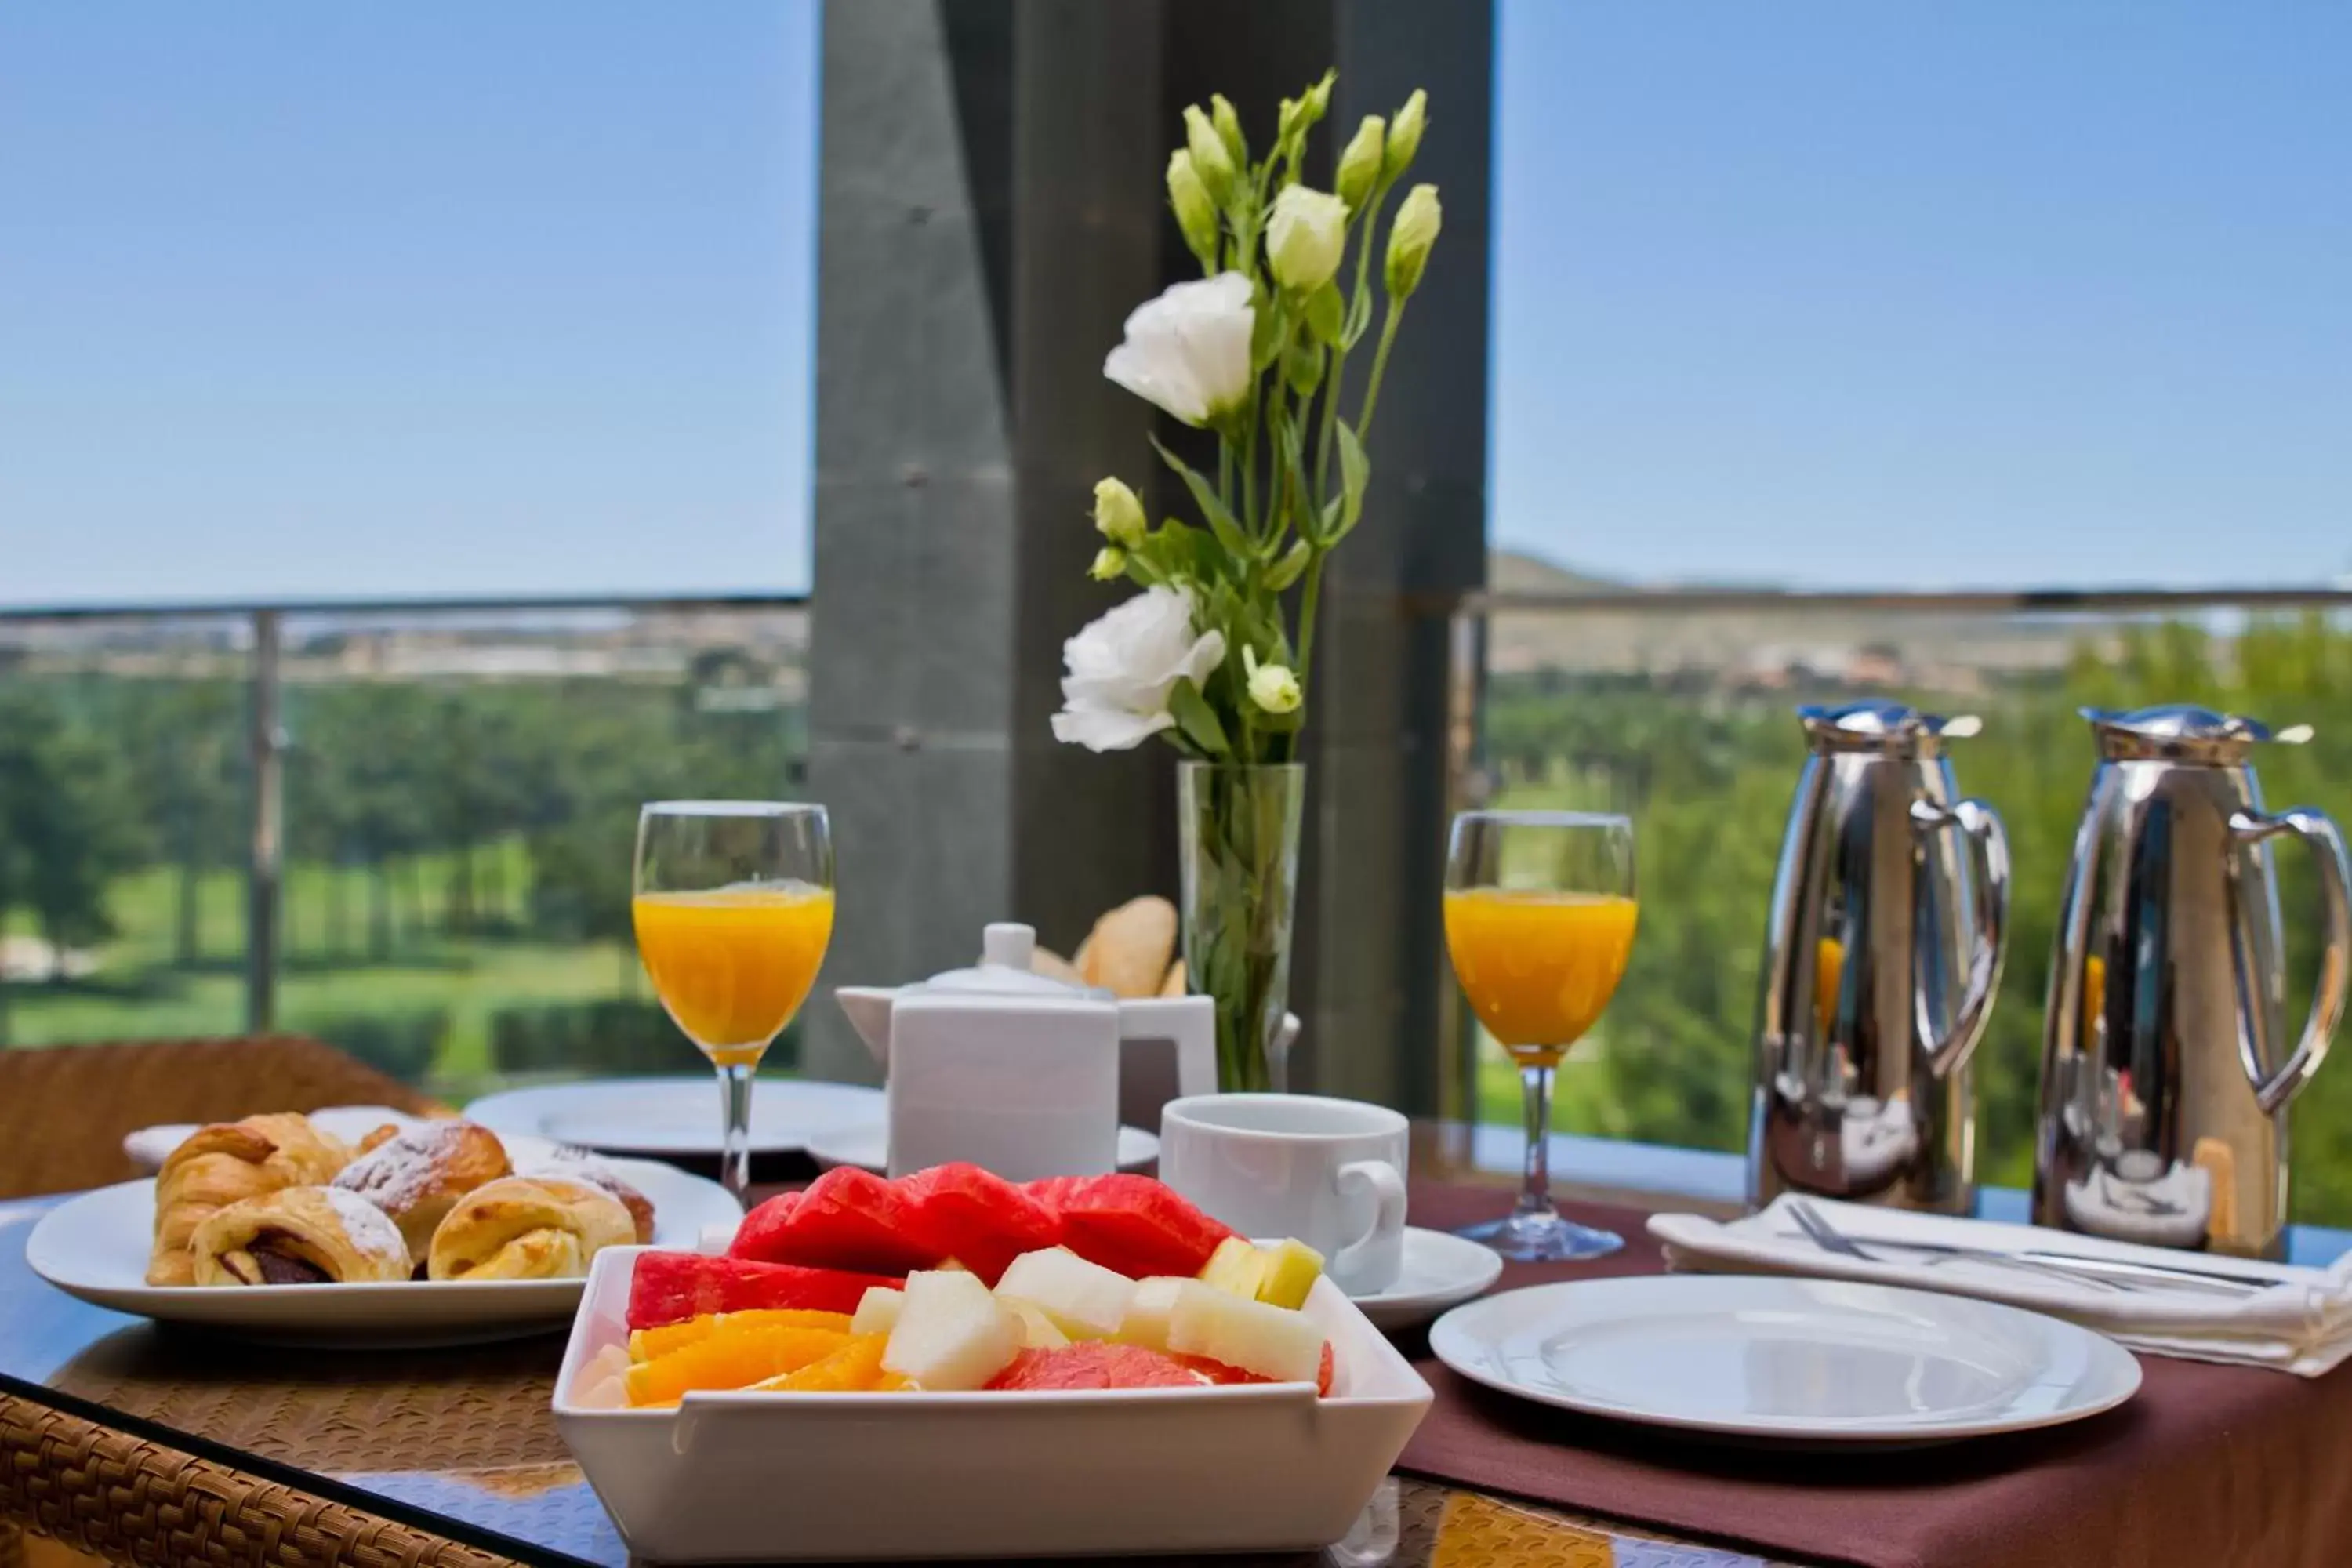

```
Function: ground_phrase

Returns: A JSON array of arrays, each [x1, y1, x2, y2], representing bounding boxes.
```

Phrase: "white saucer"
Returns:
[[1346, 1226, 1504, 1330], [1429, 1274, 2142, 1445], [803, 1121, 1161, 1176], [464, 1077, 884, 1157]]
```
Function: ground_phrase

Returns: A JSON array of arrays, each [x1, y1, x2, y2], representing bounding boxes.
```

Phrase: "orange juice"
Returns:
[[633, 885, 836, 1062], [1443, 888, 1638, 1062]]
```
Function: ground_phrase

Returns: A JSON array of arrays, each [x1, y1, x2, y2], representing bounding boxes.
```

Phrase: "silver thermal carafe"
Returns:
[[1750, 702, 2012, 1214]]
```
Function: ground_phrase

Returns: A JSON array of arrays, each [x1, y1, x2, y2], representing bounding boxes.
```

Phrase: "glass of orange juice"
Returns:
[[633, 801, 835, 1200], [1444, 809, 1638, 1261]]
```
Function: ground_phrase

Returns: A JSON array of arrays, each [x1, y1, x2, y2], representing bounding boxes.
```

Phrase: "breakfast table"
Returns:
[[10, 1117, 2352, 1568]]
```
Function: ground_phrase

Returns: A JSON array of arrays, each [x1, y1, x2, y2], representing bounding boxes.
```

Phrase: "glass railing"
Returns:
[[0, 597, 808, 1099], [1444, 584, 2352, 1226]]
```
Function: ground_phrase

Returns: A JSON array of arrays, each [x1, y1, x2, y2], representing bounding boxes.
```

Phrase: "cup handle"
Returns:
[[1332, 1160, 1406, 1282]]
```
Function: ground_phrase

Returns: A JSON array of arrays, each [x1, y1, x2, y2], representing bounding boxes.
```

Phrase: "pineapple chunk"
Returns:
[[1167, 1282, 1326, 1384], [1115, 1276, 1192, 1352], [882, 1270, 1021, 1391], [1255, 1238, 1326, 1310], [850, 1286, 905, 1338], [1004, 1298, 1071, 1350], [994, 1247, 1134, 1340], [1198, 1236, 1269, 1298]]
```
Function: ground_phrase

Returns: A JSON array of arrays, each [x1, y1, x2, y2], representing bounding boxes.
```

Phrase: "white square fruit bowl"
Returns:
[[552, 1246, 1434, 1562]]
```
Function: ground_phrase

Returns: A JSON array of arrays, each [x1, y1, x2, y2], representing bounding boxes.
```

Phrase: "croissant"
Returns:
[[190, 1187, 411, 1286], [148, 1114, 354, 1286], [332, 1121, 512, 1268], [510, 1149, 656, 1243], [427, 1177, 635, 1281]]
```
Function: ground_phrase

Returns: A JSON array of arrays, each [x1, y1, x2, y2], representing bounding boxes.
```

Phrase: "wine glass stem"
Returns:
[[1516, 1060, 1559, 1221], [717, 1061, 755, 1201]]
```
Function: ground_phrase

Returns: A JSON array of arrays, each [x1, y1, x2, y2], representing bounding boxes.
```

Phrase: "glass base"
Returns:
[[1458, 1210, 1624, 1262]]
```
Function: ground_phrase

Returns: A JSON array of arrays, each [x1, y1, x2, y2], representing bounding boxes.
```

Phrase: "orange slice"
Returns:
[[629, 1308, 855, 1363], [749, 1333, 890, 1392], [626, 1326, 851, 1406]]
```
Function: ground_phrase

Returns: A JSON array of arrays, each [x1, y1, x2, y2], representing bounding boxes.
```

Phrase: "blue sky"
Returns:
[[1, 2, 2344, 606]]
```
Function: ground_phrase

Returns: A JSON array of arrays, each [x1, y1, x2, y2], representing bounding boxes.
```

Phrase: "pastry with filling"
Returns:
[[427, 1176, 635, 1281], [510, 1148, 657, 1243], [190, 1187, 410, 1287], [148, 1114, 354, 1286], [332, 1121, 512, 1267]]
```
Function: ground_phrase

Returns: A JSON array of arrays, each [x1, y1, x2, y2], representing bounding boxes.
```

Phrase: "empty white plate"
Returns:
[[1429, 1274, 2140, 1444], [804, 1121, 1161, 1175], [27, 1158, 742, 1348], [464, 1077, 883, 1157], [1349, 1227, 1504, 1330]]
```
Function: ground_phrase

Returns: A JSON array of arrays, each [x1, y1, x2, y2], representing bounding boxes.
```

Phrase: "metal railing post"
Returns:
[[1434, 601, 1487, 1125], [245, 610, 283, 1033]]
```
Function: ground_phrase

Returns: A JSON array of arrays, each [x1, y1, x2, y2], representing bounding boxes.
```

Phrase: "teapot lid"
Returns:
[[1797, 701, 1980, 754], [2083, 704, 2311, 762], [907, 923, 1105, 1000]]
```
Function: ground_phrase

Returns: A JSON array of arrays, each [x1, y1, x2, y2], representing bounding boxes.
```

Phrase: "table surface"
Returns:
[[0, 1128, 1784, 1568]]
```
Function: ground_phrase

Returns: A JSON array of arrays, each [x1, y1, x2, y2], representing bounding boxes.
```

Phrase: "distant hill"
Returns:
[[1486, 549, 1620, 597]]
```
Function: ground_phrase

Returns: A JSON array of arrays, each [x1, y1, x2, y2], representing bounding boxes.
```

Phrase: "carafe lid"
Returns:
[[1797, 701, 1981, 754], [2082, 705, 2312, 763], [908, 923, 1105, 1000]]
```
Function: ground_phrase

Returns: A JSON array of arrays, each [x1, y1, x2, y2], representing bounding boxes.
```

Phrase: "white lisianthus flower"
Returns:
[[1243, 646, 1302, 714], [1102, 272, 1255, 428], [1052, 586, 1228, 753], [1267, 187, 1348, 292]]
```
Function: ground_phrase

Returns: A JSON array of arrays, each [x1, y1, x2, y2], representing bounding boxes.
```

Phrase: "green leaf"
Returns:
[[1167, 677, 1231, 757], [1342, 285, 1374, 349], [1307, 281, 1345, 347], [1284, 341, 1324, 401], [1250, 294, 1286, 372], [1150, 434, 1252, 563], [1334, 418, 1370, 541], [1265, 539, 1312, 593]]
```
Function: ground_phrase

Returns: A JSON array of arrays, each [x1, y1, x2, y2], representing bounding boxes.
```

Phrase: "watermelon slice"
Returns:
[[901, 1163, 1060, 1285], [986, 1342, 1212, 1391], [1040, 1174, 1234, 1279], [728, 1167, 949, 1276], [626, 1251, 900, 1330]]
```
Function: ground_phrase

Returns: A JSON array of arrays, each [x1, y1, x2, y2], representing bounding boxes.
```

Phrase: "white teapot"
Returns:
[[834, 923, 1219, 1181]]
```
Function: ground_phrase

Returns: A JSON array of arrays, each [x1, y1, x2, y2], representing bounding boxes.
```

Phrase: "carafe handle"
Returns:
[[2229, 808, 2352, 1116], [1909, 797, 2011, 1078]]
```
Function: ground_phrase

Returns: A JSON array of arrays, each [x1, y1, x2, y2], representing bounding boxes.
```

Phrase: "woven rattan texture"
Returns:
[[0, 1037, 445, 1200], [0, 1394, 517, 1568]]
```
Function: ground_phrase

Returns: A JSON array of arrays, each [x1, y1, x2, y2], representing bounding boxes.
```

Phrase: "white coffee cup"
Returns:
[[1159, 1094, 1410, 1295]]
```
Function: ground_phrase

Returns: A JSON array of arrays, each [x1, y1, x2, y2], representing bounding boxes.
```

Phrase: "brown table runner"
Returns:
[[1396, 1181, 2352, 1568]]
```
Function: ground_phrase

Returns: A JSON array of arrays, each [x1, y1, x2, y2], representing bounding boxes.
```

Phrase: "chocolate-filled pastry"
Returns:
[[427, 1177, 634, 1281], [148, 1114, 354, 1286], [190, 1187, 410, 1286], [333, 1121, 512, 1267], [513, 1148, 656, 1243]]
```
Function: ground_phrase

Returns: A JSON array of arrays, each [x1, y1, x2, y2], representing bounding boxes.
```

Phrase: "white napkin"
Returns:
[[1650, 1194, 2352, 1377], [122, 1106, 428, 1173]]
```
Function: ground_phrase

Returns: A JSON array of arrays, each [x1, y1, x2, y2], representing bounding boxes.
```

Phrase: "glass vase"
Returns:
[[1178, 760, 1305, 1092]]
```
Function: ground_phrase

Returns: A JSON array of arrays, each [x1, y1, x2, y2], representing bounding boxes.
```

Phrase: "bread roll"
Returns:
[[1083, 896, 1178, 999], [427, 1177, 635, 1281]]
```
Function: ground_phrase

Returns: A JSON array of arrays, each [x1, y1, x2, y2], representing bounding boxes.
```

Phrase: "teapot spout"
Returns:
[[833, 987, 898, 1066]]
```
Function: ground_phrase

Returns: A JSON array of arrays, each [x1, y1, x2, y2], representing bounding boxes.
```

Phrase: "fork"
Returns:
[[1783, 1199, 2136, 1294]]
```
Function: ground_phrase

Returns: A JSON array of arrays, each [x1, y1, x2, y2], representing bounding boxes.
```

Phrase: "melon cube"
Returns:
[[882, 1270, 1021, 1391], [993, 1247, 1135, 1341], [1004, 1298, 1071, 1350], [1115, 1276, 1193, 1352], [850, 1286, 905, 1338], [1166, 1283, 1327, 1385]]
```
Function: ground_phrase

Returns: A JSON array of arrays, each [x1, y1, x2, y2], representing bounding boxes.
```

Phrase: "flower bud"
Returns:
[[1210, 93, 1247, 169], [1166, 150, 1220, 268], [1337, 115, 1385, 211], [1384, 183, 1442, 299], [1089, 546, 1128, 583], [1092, 477, 1148, 548], [1384, 89, 1426, 181], [1243, 648, 1302, 715], [1266, 185, 1348, 293], [1183, 105, 1236, 206], [1302, 70, 1334, 125]]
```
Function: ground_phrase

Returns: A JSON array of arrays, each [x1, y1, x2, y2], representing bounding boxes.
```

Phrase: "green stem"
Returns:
[[1357, 299, 1407, 441], [1316, 183, 1392, 501], [1290, 550, 1329, 761]]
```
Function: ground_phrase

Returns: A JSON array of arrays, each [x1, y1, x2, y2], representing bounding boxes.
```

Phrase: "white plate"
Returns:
[[123, 1110, 567, 1175], [554, 1246, 1433, 1560], [803, 1120, 1161, 1175], [25, 1160, 742, 1348], [1429, 1274, 2141, 1445], [463, 1077, 883, 1156], [1348, 1227, 1504, 1330]]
